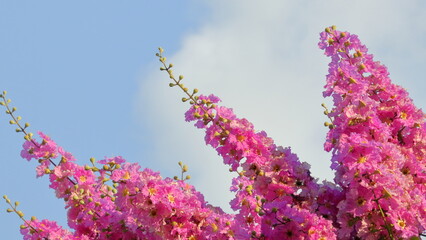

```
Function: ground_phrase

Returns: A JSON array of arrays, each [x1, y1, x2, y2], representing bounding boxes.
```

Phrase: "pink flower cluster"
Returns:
[[318, 26, 426, 239], [19, 133, 234, 239], [185, 95, 339, 239], [9, 27, 426, 239]]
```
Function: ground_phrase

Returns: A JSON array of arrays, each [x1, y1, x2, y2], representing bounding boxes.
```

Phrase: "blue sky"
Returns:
[[1, 1, 425, 239]]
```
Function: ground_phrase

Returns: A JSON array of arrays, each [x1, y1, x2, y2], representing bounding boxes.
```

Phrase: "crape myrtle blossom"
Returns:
[[17, 132, 235, 239], [184, 94, 339, 239], [319, 26, 426, 239], [2, 26, 426, 239]]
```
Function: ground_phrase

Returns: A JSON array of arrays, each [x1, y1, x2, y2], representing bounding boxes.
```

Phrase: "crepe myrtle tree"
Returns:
[[1, 26, 425, 239]]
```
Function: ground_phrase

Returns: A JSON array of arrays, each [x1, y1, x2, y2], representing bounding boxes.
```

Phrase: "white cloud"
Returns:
[[138, 0, 426, 212]]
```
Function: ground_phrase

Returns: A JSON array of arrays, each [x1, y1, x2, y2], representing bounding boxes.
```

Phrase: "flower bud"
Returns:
[[255, 206, 260, 213]]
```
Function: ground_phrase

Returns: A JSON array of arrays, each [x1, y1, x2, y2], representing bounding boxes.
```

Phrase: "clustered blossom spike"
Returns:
[[319, 25, 426, 239], [183, 93, 340, 239], [10, 131, 236, 239], [2, 27, 425, 239]]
